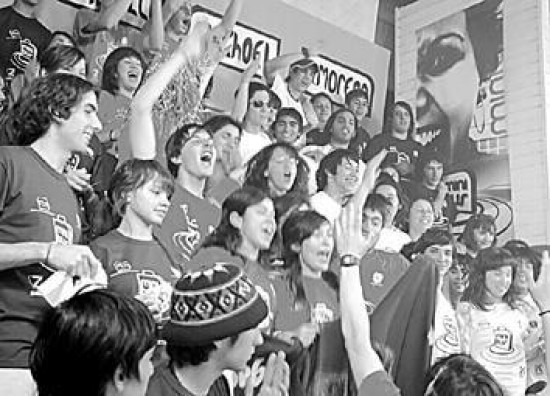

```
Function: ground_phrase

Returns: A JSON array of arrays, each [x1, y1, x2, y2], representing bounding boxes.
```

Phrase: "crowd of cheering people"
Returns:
[[0, 0, 549, 395]]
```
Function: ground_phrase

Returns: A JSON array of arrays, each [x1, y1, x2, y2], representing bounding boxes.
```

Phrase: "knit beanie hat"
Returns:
[[162, 263, 268, 346]]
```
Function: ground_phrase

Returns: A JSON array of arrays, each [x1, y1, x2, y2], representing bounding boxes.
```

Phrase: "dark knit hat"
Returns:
[[162, 263, 268, 346]]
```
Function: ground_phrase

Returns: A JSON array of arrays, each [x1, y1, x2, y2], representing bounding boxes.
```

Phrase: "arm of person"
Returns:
[[264, 52, 303, 85], [218, 0, 245, 33], [348, 149, 387, 210], [529, 250, 550, 372], [335, 201, 386, 387], [0, 242, 101, 279], [141, 0, 164, 52], [129, 23, 207, 159], [80, 0, 134, 33], [231, 57, 261, 122]]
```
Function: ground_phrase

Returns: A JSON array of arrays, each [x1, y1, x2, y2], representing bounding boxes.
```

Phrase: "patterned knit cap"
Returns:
[[162, 263, 268, 346]]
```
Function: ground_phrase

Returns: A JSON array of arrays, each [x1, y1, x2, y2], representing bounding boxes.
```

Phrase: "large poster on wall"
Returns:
[[414, 0, 512, 238]]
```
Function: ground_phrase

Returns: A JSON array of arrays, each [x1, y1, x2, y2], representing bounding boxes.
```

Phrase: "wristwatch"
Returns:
[[340, 254, 360, 267]]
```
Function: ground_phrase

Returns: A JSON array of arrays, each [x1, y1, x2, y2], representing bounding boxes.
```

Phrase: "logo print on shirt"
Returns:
[[172, 204, 201, 262]]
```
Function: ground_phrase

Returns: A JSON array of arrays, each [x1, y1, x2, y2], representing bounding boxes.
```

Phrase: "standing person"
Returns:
[[264, 50, 319, 128], [0, 0, 51, 97], [30, 289, 158, 396], [457, 247, 528, 396], [306, 92, 333, 146], [345, 88, 371, 157], [146, 263, 289, 396], [272, 210, 338, 348], [90, 159, 176, 324], [73, 0, 163, 84], [403, 149, 456, 230], [363, 101, 423, 179], [187, 186, 277, 326], [504, 240, 548, 395], [129, 25, 222, 268], [0, 74, 103, 395]]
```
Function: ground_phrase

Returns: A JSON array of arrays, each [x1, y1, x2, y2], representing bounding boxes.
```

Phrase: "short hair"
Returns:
[[462, 247, 519, 311], [102, 46, 146, 96], [316, 148, 359, 192], [167, 343, 217, 368], [363, 193, 390, 226], [503, 239, 542, 281], [268, 90, 282, 110], [460, 214, 497, 252], [203, 115, 243, 138], [311, 92, 332, 105], [247, 81, 271, 108], [404, 228, 454, 259], [416, 149, 447, 181], [49, 31, 77, 48], [164, 123, 210, 178], [0, 74, 98, 146], [39, 45, 86, 76], [30, 289, 157, 396], [345, 88, 368, 106], [275, 107, 303, 132], [425, 354, 504, 396]]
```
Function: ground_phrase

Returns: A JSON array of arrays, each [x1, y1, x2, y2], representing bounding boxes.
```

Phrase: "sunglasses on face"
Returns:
[[251, 100, 269, 109]]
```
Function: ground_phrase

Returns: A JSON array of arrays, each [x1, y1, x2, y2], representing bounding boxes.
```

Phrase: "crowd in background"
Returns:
[[0, 0, 549, 395]]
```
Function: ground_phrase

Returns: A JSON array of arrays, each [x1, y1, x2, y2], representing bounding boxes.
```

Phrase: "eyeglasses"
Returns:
[[251, 100, 269, 109]]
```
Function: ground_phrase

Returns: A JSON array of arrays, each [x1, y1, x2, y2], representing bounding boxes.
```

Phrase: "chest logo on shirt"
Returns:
[[480, 325, 525, 366], [172, 204, 201, 262], [370, 271, 385, 287], [433, 315, 460, 355], [7, 30, 38, 73], [31, 197, 74, 246], [311, 303, 334, 325]]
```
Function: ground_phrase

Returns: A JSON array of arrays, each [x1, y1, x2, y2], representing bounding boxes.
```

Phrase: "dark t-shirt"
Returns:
[[0, 146, 81, 368], [362, 134, 422, 175], [154, 185, 221, 271], [90, 229, 177, 323], [358, 370, 401, 396], [146, 363, 230, 396], [402, 180, 457, 229], [360, 250, 409, 313], [0, 7, 51, 92]]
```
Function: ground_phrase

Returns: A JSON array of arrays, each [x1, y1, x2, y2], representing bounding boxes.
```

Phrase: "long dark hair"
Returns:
[[201, 186, 272, 258], [243, 142, 309, 198], [462, 247, 519, 311], [281, 210, 334, 310]]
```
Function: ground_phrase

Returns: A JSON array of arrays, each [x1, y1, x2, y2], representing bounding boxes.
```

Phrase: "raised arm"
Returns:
[[129, 22, 207, 159], [80, 0, 134, 33], [335, 201, 384, 387], [348, 149, 387, 210], [141, 0, 164, 52], [264, 52, 303, 85], [219, 0, 245, 33], [231, 57, 261, 122]]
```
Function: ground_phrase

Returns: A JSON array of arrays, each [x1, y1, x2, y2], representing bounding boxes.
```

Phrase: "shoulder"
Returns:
[[358, 370, 400, 396]]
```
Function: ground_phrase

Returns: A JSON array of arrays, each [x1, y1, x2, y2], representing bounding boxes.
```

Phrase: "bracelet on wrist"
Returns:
[[340, 254, 360, 267], [539, 310, 550, 317]]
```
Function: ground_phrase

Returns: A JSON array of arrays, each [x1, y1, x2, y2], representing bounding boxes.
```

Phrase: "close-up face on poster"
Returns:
[[415, 0, 512, 237]]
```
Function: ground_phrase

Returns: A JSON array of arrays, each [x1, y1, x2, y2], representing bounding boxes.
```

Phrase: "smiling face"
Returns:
[[329, 157, 359, 197], [513, 258, 534, 296], [266, 147, 298, 197], [273, 115, 301, 144], [448, 261, 468, 295], [330, 111, 356, 144], [126, 175, 171, 227], [416, 11, 480, 150], [473, 227, 495, 251], [288, 67, 316, 94], [117, 56, 143, 95], [348, 96, 369, 120], [299, 221, 334, 276], [484, 265, 513, 304], [176, 129, 216, 179], [424, 243, 453, 275], [237, 198, 276, 252], [409, 199, 434, 234], [57, 91, 102, 154]]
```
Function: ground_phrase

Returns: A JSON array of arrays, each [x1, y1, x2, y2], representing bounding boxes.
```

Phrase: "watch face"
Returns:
[[341, 255, 359, 267]]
